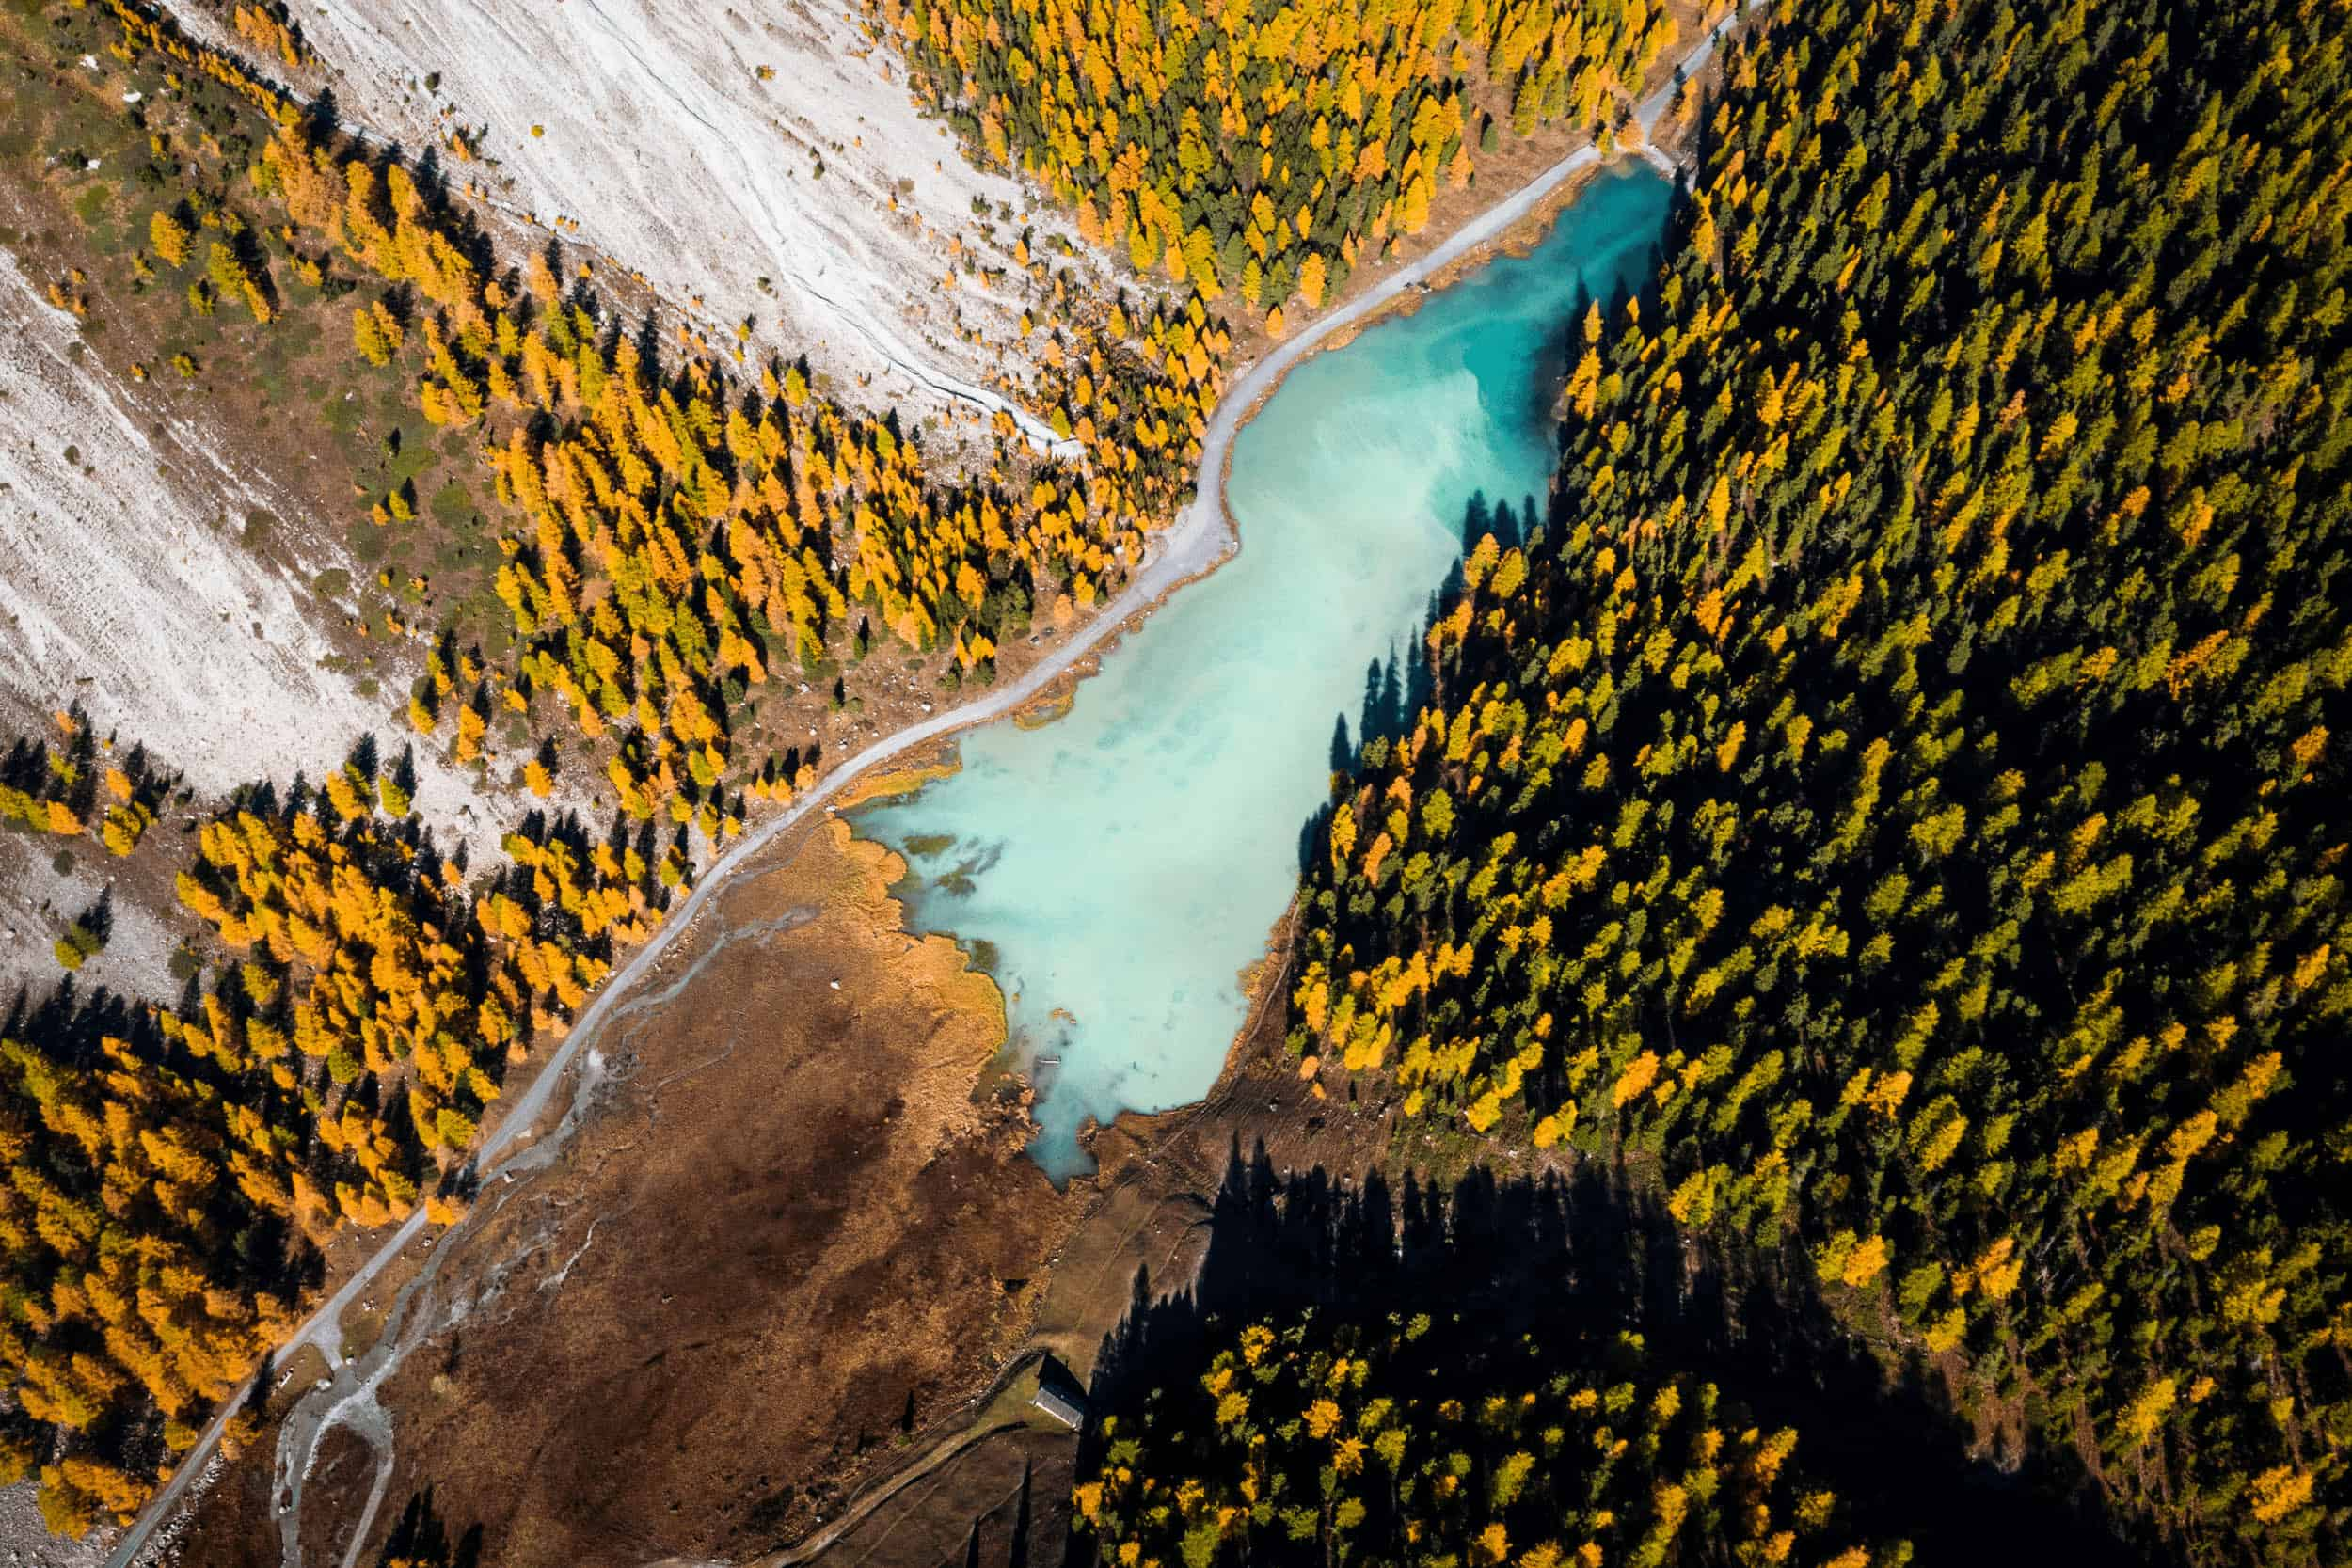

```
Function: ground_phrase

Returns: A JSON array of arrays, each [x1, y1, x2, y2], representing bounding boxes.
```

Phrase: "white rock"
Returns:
[[268, 0, 1111, 455], [0, 252, 520, 867]]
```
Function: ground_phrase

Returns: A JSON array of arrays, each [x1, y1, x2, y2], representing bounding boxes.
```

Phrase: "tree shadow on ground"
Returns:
[[1062, 1140, 2168, 1568], [374, 1487, 483, 1568]]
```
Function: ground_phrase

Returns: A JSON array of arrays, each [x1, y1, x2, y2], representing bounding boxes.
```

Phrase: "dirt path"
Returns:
[[104, 10, 1748, 1562]]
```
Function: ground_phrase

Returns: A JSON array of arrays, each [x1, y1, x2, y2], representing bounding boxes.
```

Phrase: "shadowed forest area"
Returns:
[[1284, 0, 2352, 1555], [1043, 1142, 2158, 1568], [1, 0, 2344, 1550]]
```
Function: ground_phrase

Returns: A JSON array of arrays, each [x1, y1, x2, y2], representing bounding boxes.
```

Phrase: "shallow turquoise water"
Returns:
[[855, 166, 1672, 1180]]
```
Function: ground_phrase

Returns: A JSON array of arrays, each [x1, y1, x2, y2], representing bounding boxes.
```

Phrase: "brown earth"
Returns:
[[754, 906, 1412, 1568], [157, 819, 1379, 1568], [799, 1424, 1075, 1568], [90, 11, 1748, 1560], [153, 1431, 274, 1568], [295, 1427, 382, 1568], [311, 818, 1095, 1568]]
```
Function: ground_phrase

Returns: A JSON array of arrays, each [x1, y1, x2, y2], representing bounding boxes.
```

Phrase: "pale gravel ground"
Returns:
[[204, 0, 1106, 454], [0, 3, 1106, 1554], [0, 1480, 109, 1568], [0, 832, 180, 1004], [0, 247, 523, 867], [107, 9, 1750, 1562]]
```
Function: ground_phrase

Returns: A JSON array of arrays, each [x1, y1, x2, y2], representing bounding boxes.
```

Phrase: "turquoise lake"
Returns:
[[855, 166, 1672, 1180]]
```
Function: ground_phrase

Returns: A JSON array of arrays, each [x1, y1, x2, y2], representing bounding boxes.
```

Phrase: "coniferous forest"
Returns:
[[866, 0, 1679, 318], [1079, 1310, 1890, 1568], [1, 0, 2347, 1556], [1281, 0, 2351, 1560]]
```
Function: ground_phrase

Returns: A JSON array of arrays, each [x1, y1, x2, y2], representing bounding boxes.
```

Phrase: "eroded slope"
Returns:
[[174, 0, 1102, 445]]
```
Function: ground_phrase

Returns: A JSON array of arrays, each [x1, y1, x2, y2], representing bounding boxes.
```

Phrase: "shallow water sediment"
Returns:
[[857, 168, 1674, 1180]]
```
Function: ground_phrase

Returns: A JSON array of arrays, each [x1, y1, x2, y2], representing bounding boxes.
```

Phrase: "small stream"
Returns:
[[857, 168, 1674, 1179], [263, 905, 818, 1568]]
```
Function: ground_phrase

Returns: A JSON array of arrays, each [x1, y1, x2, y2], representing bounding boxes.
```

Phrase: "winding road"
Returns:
[[104, 8, 1746, 1562]]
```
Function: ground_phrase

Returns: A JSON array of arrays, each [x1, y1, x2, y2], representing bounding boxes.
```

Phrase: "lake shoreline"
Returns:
[[126, 16, 1747, 1558], [850, 135, 1657, 817], [850, 152, 1642, 1136], [1205, 158, 1617, 553], [862, 162, 1678, 1173]]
